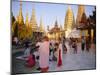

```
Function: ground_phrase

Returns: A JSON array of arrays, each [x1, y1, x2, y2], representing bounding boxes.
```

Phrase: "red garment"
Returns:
[[57, 49, 62, 67], [26, 54, 35, 67], [41, 67, 49, 72]]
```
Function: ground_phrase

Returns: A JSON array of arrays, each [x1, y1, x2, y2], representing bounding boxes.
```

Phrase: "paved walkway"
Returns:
[[48, 42, 96, 71], [12, 42, 96, 73]]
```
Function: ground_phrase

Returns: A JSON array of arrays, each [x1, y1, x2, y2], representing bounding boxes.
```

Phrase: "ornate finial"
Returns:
[[55, 17, 58, 28], [68, 5, 71, 10], [20, 0, 22, 7]]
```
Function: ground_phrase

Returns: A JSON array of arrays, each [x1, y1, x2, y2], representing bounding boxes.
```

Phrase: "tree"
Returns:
[[12, 12, 17, 37], [11, 12, 15, 24], [89, 7, 96, 44]]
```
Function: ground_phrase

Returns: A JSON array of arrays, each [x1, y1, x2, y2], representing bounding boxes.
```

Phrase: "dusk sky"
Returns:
[[12, 0, 95, 30]]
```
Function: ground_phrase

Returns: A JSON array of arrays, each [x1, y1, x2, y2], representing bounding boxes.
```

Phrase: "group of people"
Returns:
[[18, 36, 67, 72], [15, 35, 91, 72], [81, 36, 91, 52], [34, 36, 67, 72], [69, 36, 91, 54], [69, 38, 78, 54]]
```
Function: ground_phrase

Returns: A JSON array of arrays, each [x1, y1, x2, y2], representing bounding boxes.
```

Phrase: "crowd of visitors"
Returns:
[[14, 35, 92, 72]]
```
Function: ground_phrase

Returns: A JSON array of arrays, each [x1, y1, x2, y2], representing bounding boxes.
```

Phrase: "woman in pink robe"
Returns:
[[39, 36, 50, 72]]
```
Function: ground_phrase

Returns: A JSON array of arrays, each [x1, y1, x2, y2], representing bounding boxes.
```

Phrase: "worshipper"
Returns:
[[81, 36, 85, 51], [72, 40, 77, 54], [23, 44, 31, 57], [49, 43, 54, 61], [38, 36, 50, 72], [16, 43, 31, 60], [25, 51, 35, 68], [13, 37, 18, 46], [24, 40, 33, 57], [63, 44, 67, 54], [50, 39, 56, 61], [57, 38, 63, 67], [62, 36, 67, 54], [35, 38, 42, 70], [53, 43, 59, 61], [86, 37, 90, 52], [69, 37, 73, 48], [25, 45, 40, 68], [62, 37, 67, 54]]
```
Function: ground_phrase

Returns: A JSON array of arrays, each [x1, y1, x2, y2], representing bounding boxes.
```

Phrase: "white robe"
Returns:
[[38, 41, 49, 68], [16, 48, 30, 60], [36, 42, 41, 56], [35, 42, 41, 62], [24, 48, 31, 57]]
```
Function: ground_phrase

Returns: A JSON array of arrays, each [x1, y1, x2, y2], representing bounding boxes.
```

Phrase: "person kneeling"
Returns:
[[25, 52, 35, 68]]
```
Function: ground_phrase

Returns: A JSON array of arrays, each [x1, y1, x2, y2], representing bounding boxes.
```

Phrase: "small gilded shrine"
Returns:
[[47, 20, 64, 40]]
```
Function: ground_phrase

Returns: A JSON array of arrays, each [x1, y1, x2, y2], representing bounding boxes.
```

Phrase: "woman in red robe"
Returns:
[[57, 38, 63, 67]]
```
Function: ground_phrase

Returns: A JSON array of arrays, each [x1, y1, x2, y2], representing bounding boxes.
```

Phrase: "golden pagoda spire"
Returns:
[[18, 0, 24, 25], [67, 5, 72, 14], [25, 12, 29, 27], [40, 16, 44, 32], [64, 5, 74, 31], [76, 5, 85, 26], [55, 17, 58, 28], [30, 7, 38, 32]]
